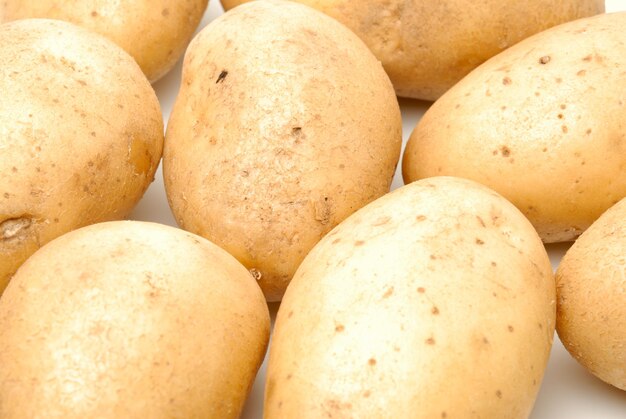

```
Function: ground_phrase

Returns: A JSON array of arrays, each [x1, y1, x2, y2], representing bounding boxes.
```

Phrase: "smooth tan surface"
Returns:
[[265, 177, 555, 418], [221, 0, 603, 100], [0, 0, 209, 82], [0, 19, 163, 293], [0, 221, 270, 418], [556, 198, 626, 391], [403, 12, 626, 243], [164, 0, 402, 301]]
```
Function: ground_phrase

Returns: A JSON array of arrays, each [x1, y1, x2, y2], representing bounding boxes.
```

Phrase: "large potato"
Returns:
[[0, 19, 163, 293], [403, 12, 626, 242], [556, 198, 626, 390], [164, 0, 402, 301], [221, 0, 603, 100], [0, 221, 270, 418], [265, 177, 555, 418], [0, 0, 209, 82]]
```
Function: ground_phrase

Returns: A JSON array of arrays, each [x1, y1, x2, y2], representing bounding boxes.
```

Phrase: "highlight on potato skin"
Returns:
[[0, 221, 270, 419], [265, 177, 555, 418], [556, 197, 626, 391], [221, 0, 604, 100], [164, 0, 402, 301], [403, 12, 626, 243], [0, 0, 209, 82], [0, 19, 164, 294]]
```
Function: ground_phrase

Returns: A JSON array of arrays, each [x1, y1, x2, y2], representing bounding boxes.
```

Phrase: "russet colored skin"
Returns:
[[221, 0, 604, 100], [0, 19, 163, 293], [0, 0, 209, 82], [0, 221, 270, 418], [557, 198, 626, 390], [266, 177, 555, 418], [403, 12, 626, 242], [164, 0, 401, 301]]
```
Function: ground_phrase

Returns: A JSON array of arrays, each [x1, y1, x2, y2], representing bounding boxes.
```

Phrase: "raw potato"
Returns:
[[0, 221, 270, 418], [403, 12, 626, 242], [164, 0, 402, 301], [265, 177, 555, 418], [0, 0, 209, 82], [556, 198, 626, 390], [220, 0, 603, 100], [0, 19, 163, 293]]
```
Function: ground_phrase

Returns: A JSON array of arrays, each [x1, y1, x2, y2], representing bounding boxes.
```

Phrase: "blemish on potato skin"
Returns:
[[287, 310, 293, 318], [508, 325, 515, 332], [331, 238, 341, 244], [161, 8, 170, 17], [432, 306, 440, 315], [368, 358, 377, 366], [539, 56, 551, 64], [215, 70, 228, 83], [502, 77, 512, 85], [416, 215, 427, 222], [562, 125, 569, 133], [500, 146, 511, 157], [417, 287, 426, 293], [335, 324, 344, 332], [496, 390, 503, 399], [577, 69, 586, 76], [475, 238, 484, 245], [382, 287, 394, 299], [425, 337, 436, 345], [363, 390, 371, 398], [354, 240, 365, 246]]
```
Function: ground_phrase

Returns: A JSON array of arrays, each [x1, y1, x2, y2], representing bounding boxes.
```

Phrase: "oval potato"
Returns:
[[221, 0, 603, 100], [556, 197, 626, 390], [403, 12, 626, 242], [0, 0, 209, 82], [0, 221, 270, 418], [164, 0, 402, 301], [266, 177, 555, 418], [0, 19, 163, 293]]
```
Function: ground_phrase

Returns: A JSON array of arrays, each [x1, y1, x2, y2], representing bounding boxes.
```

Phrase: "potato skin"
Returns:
[[556, 198, 626, 390], [0, 0, 208, 82], [0, 19, 163, 293], [265, 177, 555, 418], [221, 0, 603, 100], [403, 12, 626, 242], [0, 221, 270, 418], [164, 0, 402, 301]]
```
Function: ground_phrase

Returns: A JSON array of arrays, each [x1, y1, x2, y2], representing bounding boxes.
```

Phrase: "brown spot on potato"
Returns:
[[539, 56, 551, 64], [583, 54, 593, 62], [162, 8, 170, 17], [335, 324, 344, 332], [216, 70, 228, 84], [502, 77, 512, 85], [91, 11, 98, 17], [354, 240, 365, 246], [586, 128, 592, 135], [558, 113, 564, 119], [417, 287, 425, 293], [508, 325, 515, 332], [442, 413, 447, 418], [496, 390, 503, 399], [475, 238, 484, 245], [562, 125, 568, 133], [577, 69, 586, 76], [368, 358, 377, 366], [500, 146, 511, 157], [286, 374, 292, 380], [287, 310, 293, 318], [382, 287, 394, 299], [483, 337, 489, 344], [476, 216, 486, 227], [363, 390, 371, 398], [371, 216, 391, 226], [2, 193, 8, 199], [426, 337, 436, 345], [560, 104, 567, 110], [432, 306, 440, 315], [416, 215, 427, 222]]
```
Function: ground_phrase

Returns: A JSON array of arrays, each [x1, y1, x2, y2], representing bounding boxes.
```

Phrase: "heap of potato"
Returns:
[[0, 1, 623, 417]]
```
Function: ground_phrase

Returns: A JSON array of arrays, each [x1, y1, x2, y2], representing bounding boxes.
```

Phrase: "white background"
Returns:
[[130, 1, 626, 417]]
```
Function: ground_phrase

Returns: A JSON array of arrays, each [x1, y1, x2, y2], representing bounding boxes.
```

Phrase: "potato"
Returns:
[[164, 0, 402, 301], [0, 19, 163, 293], [0, 221, 270, 418], [0, 0, 209, 82], [220, 0, 603, 100], [556, 198, 626, 390], [265, 177, 555, 418], [403, 12, 626, 243]]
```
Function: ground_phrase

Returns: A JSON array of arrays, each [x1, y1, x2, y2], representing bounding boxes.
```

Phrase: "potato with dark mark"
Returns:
[[0, 19, 163, 293], [556, 197, 626, 390], [221, 0, 603, 100], [164, 0, 402, 301], [403, 12, 626, 242], [265, 177, 555, 418], [0, 221, 270, 418], [0, 0, 208, 82]]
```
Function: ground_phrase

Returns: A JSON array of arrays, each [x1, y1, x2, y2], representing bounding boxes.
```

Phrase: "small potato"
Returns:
[[403, 12, 626, 242], [0, 0, 209, 82], [266, 177, 555, 418], [164, 0, 402, 301], [0, 221, 270, 418], [556, 198, 626, 390], [221, 0, 603, 100], [0, 19, 163, 293]]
